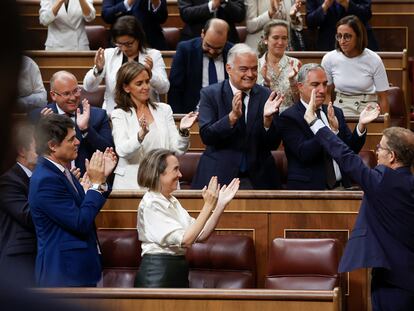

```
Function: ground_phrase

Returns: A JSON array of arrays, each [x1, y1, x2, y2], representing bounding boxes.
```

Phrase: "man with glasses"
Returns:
[[192, 43, 283, 190], [304, 96, 414, 310], [29, 71, 114, 174], [168, 18, 233, 113]]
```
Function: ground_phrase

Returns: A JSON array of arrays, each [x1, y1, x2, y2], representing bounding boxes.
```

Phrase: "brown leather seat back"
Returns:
[[186, 234, 256, 288], [236, 26, 247, 43], [265, 238, 339, 290], [177, 152, 202, 189], [271, 150, 288, 188], [97, 229, 141, 287], [163, 27, 181, 50], [387, 86, 407, 127], [86, 25, 109, 50], [80, 85, 105, 108]]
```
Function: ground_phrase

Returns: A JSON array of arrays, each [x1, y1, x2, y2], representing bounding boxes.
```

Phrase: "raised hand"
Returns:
[[264, 91, 283, 118], [290, 0, 302, 16], [201, 176, 219, 211], [229, 91, 243, 126], [180, 111, 198, 131], [94, 48, 105, 72], [358, 103, 380, 133], [322, 0, 334, 12], [144, 56, 153, 71], [76, 99, 90, 131], [327, 102, 339, 132], [304, 89, 318, 124], [86, 150, 106, 185], [70, 167, 81, 180], [217, 178, 240, 208], [261, 63, 271, 87], [80, 172, 91, 192], [137, 115, 149, 142], [288, 59, 301, 80], [40, 107, 54, 117], [103, 147, 118, 177]]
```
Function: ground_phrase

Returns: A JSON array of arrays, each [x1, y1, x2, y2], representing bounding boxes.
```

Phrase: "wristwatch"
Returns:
[[91, 183, 105, 192], [93, 65, 103, 77]]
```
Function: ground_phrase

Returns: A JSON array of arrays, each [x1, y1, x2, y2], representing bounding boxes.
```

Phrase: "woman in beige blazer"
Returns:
[[111, 62, 198, 190]]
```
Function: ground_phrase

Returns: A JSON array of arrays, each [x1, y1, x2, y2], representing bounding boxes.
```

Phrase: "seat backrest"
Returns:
[[186, 234, 256, 288], [97, 229, 141, 288], [265, 238, 340, 290], [271, 150, 288, 188], [80, 85, 105, 108], [236, 26, 247, 43], [387, 86, 407, 127], [86, 25, 109, 50], [177, 152, 202, 189], [163, 27, 181, 50]]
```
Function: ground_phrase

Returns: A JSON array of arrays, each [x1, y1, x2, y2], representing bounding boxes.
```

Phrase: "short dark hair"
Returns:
[[138, 149, 176, 191], [112, 16, 148, 53], [114, 62, 156, 112], [383, 127, 414, 167], [335, 15, 367, 55], [34, 114, 74, 156], [15, 121, 34, 152]]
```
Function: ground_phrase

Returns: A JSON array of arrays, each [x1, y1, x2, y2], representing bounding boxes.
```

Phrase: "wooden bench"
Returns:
[[32, 287, 342, 311]]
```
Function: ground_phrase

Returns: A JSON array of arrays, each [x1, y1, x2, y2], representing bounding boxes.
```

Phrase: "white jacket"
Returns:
[[83, 47, 170, 115], [111, 103, 189, 190], [39, 0, 95, 51]]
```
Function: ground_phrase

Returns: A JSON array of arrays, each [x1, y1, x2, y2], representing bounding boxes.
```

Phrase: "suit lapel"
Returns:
[[222, 80, 234, 117], [246, 86, 260, 136], [195, 39, 203, 89]]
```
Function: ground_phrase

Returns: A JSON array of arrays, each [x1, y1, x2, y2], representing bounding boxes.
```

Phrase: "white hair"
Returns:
[[226, 43, 257, 67]]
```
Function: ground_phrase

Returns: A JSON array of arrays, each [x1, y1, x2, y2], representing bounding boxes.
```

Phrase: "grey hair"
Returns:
[[226, 43, 257, 67], [297, 63, 325, 84]]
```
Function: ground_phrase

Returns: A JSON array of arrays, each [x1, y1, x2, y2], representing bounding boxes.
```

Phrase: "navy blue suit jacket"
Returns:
[[28, 103, 114, 174], [192, 80, 282, 189], [29, 157, 109, 287], [315, 126, 414, 291], [279, 102, 366, 190], [102, 0, 168, 50], [306, 0, 378, 51], [168, 37, 233, 113], [0, 164, 36, 285]]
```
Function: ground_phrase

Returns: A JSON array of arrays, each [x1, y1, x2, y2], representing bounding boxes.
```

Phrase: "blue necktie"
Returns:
[[208, 58, 218, 85]]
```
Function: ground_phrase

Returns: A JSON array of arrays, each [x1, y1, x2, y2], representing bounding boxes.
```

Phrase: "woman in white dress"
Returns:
[[111, 61, 198, 190], [83, 15, 170, 115], [39, 0, 95, 50]]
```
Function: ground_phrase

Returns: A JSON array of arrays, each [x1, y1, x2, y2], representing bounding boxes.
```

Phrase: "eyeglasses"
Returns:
[[335, 33, 353, 42], [202, 41, 224, 54], [115, 39, 136, 48], [52, 87, 81, 98], [376, 143, 391, 153]]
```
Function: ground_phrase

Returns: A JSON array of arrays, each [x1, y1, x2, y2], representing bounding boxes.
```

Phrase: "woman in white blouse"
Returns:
[[135, 148, 240, 287], [39, 0, 95, 50], [111, 62, 197, 190], [83, 15, 169, 115]]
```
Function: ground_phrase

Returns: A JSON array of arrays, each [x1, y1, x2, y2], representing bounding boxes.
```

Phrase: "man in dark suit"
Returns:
[[304, 96, 414, 310], [192, 43, 283, 190], [29, 71, 114, 174], [29, 114, 117, 287], [102, 0, 168, 50], [0, 123, 37, 286], [306, 0, 378, 51], [168, 18, 233, 113], [279, 63, 375, 190], [178, 0, 245, 43]]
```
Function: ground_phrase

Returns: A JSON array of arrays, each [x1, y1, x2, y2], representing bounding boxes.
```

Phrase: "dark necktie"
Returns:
[[208, 58, 218, 85], [239, 92, 248, 173], [316, 109, 337, 189]]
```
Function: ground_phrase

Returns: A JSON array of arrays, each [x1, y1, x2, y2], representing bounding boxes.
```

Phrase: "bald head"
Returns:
[[201, 18, 229, 59], [49, 70, 81, 114], [50, 71, 77, 91]]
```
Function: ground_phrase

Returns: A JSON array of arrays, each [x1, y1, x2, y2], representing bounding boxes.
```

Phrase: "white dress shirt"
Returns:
[[202, 54, 225, 87]]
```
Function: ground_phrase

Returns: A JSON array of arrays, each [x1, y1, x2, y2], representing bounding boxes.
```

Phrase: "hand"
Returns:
[[103, 147, 118, 177], [358, 103, 380, 133], [70, 167, 81, 181], [288, 60, 301, 81], [290, 0, 302, 16], [179, 111, 198, 131], [322, 0, 334, 12], [261, 63, 271, 88], [80, 172, 92, 192], [336, 0, 349, 9], [201, 176, 219, 211], [327, 102, 339, 132], [40, 107, 54, 117], [127, 0, 136, 6], [217, 178, 240, 208], [137, 116, 149, 142], [144, 56, 153, 71], [304, 89, 318, 124], [212, 0, 221, 9], [76, 99, 90, 131], [264, 91, 283, 118], [94, 48, 105, 72], [85, 150, 106, 185], [229, 91, 243, 126]]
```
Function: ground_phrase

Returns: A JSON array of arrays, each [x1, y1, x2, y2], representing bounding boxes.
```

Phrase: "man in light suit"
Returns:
[[0, 123, 37, 286], [279, 63, 372, 190], [29, 71, 114, 174], [102, 0, 168, 50], [168, 18, 233, 113], [192, 43, 283, 190], [29, 114, 117, 287], [304, 94, 414, 310]]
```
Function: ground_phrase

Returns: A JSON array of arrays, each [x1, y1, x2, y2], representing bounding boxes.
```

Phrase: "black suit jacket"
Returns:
[[28, 103, 114, 174], [192, 80, 282, 189], [306, 0, 378, 51], [0, 163, 36, 285], [279, 102, 366, 190], [102, 0, 168, 50], [178, 0, 245, 43], [168, 37, 233, 113]]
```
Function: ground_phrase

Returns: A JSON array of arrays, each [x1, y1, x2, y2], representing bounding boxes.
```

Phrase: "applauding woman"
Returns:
[[111, 62, 197, 190], [257, 20, 301, 112], [135, 149, 240, 288]]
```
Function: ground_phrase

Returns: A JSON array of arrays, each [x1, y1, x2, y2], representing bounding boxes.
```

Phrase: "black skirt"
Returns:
[[135, 254, 189, 288]]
